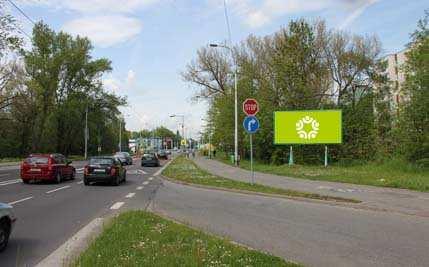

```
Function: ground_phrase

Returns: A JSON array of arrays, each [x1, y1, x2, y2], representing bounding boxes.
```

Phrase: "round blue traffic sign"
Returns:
[[243, 116, 260, 134]]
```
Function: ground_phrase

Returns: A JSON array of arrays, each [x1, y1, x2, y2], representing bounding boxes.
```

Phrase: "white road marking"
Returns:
[[125, 193, 136, 198], [142, 181, 149, 185], [110, 202, 124, 210], [76, 168, 84, 173], [46, 185, 71, 194], [77, 181, 83, 184], [0, 179, 21, 186], [136, 186, 143, 190], [148, 177, 153, 181], [153, 159, 173, 176], [0, 173, 10, 177], [138, 170, 147, 174], [8, 196, 33, 206]]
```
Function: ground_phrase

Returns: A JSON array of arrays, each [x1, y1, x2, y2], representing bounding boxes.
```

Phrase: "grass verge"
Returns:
[[162, 156, 359, 203], [74, 211, 300, 267], [217, 153, 429, 192]]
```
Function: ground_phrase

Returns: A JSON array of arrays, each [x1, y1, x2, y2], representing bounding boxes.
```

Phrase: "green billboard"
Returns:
[[274, 110, 342, 144]]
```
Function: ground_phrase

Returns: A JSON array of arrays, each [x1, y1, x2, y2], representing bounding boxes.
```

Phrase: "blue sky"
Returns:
[[8, 0, 428, 138]]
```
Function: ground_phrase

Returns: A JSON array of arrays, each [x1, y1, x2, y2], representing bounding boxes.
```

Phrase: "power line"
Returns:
[[6, 0, 36, 25]]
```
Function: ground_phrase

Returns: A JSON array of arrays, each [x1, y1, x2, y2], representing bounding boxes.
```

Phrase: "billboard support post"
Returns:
[[324, 145, 328, 167], [289, 146, 294, 166]]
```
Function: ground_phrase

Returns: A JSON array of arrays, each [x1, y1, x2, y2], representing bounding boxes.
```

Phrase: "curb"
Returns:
[[36, 217, 106, 267], [159, 174, 358, 205]]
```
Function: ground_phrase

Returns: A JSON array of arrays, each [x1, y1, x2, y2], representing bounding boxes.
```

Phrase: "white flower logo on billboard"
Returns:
[[296, 116, 319, 140]]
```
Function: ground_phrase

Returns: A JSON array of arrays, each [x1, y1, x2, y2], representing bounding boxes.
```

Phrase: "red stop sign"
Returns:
[[243, 98, 259, 116]]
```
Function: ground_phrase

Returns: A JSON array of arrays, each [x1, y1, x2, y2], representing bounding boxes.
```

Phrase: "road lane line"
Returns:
[[0, 173, 10, 177], [8, 196, 33, 206], [136, 186, 143, 190], [0, 179, 21, 186], [148, 177, 153, 181], [138, 170, 147, 174], [77, 181, 83, 185], [142, 181, 149, 185], [125, 193, 136, 198], [110, 202, 124, 210], [46, 185, 71, 194]]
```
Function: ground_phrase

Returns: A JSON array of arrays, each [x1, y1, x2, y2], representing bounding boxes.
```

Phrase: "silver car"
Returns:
[[0, 203, 16, 252]]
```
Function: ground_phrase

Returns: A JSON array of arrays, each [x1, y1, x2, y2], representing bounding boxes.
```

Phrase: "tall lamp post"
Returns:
[[170, 114, 185, 148], [201, 118, 213, 159], [118, 114, 130, 152], [209, 43, 238, 165]]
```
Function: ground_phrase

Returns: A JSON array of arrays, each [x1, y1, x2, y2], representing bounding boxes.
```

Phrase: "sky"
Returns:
[[6, 0, 428, 138]]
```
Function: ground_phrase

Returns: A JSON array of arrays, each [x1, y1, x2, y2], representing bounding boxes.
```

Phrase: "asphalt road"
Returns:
[[152, 179, 429, 267], [0, 158, 163, 267]]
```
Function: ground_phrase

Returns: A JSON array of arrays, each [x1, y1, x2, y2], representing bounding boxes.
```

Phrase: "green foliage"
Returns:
[[397, 11, 429, 162], [0, 22, 126, 157], [186, 19, 385, 164]]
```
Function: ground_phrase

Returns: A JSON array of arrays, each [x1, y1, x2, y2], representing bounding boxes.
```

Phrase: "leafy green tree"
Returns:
[[398, 11, 429, 163]]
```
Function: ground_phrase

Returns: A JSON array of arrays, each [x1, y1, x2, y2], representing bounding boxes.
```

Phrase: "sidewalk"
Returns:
[[193, 156, 429, 218]]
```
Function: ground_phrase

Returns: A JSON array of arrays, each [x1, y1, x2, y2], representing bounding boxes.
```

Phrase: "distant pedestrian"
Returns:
[[213, 149, 216, 158]]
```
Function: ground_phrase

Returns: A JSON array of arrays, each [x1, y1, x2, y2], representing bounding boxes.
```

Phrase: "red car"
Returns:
[[20, 154, 76, 184]]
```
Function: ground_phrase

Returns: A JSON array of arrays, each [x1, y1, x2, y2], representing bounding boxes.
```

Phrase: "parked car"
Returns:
[[141, 153, 160, 167], [114, 152, 133, 165], [0, 203, 16, 252], [84, 156, 126, 186], [20, 154, 75, 184], [157, 150, 168, 160]]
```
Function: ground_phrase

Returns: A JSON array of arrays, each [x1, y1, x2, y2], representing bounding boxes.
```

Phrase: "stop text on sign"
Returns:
[[243, 98, 259, 116]]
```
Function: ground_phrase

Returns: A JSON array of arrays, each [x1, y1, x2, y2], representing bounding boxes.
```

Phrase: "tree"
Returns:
[[0, 0, 23, 111], [398, 11, 429, 163]]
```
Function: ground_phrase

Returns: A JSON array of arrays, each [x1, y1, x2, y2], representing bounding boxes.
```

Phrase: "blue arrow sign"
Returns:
[[243, 116, 260, 134]]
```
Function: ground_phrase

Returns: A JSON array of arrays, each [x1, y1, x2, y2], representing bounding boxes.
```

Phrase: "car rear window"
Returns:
[[25, 157, 49, 164], [90, 158, 113, 165], [143, 154, 154, 160]]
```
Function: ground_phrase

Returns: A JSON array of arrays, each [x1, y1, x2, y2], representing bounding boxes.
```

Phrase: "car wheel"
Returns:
[[22, 179, 29, 184], [0, 219, 10, 252], [113, 176, 120, 186], [55, 172, 62, 184], [70, 170, 76, 180]]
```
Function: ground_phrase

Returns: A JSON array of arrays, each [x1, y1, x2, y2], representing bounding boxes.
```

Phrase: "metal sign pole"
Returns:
[[289, 146, 294, 166], [250, 133, 254, 184], [324, 145, 328, 167]]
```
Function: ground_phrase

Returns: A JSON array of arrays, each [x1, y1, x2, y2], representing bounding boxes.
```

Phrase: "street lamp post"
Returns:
[[209, 43, 238, 166], [170, 114, 185, 148]]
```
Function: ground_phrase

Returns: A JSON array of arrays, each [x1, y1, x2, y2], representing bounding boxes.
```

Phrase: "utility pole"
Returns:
[[119, 118, 122, 152], [84, 105, 88, 159]]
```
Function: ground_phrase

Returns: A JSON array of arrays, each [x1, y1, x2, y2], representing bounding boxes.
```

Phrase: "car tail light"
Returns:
[[48, 157, 54, 171], [110, 167, 116, 176], [84, 166, 89, 175]]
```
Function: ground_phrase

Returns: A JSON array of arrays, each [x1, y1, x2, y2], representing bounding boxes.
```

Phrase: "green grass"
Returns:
[[74, 211, 299, 267], [217, 154, 429, 192], [163, 156, 359, 203], [0, 157, 22, 164]]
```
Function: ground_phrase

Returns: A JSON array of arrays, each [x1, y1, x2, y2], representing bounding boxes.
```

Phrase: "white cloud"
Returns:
[[62, 15, 142, 47], [227, 0, 378, 28], [103, 69, 140, 94], [20, 0, 158, 14]]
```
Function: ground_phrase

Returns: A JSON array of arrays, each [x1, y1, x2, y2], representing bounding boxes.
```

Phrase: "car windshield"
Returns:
[[90, 158, 113, 165], [25, 157, 49, 164]]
